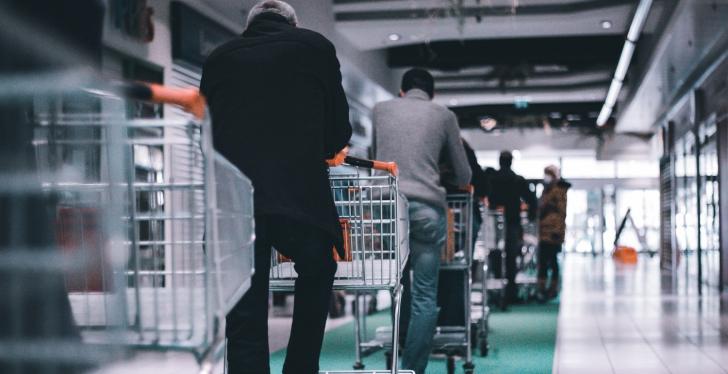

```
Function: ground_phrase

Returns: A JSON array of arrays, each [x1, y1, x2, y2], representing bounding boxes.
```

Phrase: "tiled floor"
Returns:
[[554, 255, 728, 374]]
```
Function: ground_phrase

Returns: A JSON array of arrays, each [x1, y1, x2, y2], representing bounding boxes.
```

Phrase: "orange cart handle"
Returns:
[[341, 156, 398, 176], [117, 82, 206, 120]]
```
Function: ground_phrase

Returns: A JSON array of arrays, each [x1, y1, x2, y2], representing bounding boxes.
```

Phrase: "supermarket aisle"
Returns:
[[554, 255, 728, 374]]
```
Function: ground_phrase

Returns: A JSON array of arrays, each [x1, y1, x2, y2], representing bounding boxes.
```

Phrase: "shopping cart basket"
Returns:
[[269, 156, 410, 374], [29, 83, 254, 373], [429, 190, 475, 374]]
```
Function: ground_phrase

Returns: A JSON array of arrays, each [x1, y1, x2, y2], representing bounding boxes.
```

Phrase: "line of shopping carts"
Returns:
[[1, 73, 416, 374], [1, 74, 518, 374]]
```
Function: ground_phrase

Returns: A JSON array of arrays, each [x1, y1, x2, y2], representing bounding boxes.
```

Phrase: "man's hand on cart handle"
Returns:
[[327, 146, 349, 167], [370, 160, 399, 176], [115, 82, 207, 120], [148, 84, 207, 120]]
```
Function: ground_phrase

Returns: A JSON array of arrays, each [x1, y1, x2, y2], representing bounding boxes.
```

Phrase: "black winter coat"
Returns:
[[200, 13, 352, 252], [488, 168, 537, 226]]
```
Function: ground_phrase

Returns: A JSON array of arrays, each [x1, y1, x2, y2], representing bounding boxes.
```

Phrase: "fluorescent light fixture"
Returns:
[[596, 109, 611, 126], [614, 41, 636, 80], [597, 0, 653, 126], [604, 79, 622, 108], [627, 0, 654, 41], [387, 33, 401, 42], [600, 20, 613, 29], [480, 117, 498, 131]]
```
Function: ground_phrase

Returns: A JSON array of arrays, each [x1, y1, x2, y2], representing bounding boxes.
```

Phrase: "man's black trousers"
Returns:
[[537, 241, 561, 281], [226, 215, 337, 374], [504, 222, 523, 301]]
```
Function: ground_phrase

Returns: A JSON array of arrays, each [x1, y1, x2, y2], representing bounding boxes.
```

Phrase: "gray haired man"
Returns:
[[201, 1, 352, 373]]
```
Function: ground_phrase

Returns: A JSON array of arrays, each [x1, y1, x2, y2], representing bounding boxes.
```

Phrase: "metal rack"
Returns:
[[431, 191, 475, 374], [471, 209, 507, 357], [2, 83, 255, 374], [269, 164, 410, 374]]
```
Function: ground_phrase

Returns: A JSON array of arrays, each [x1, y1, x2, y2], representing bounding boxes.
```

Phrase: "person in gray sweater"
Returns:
[[373, 68, 471, 374]]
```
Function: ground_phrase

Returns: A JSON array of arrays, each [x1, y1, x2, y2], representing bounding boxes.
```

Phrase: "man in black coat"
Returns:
[[200, 1, 352, 373], [488, 151, 537, 306]]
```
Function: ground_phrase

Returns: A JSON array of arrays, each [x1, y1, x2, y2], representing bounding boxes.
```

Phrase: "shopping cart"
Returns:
[[431, 191, 475, 374], [269, 156, 411, 374], [24, 82, 254, 373], [516, 214, 540, 300], [471, 209, 507, 357]]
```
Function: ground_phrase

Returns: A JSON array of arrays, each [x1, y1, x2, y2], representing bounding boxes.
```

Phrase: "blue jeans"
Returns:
[[400, 201, 446, 374]]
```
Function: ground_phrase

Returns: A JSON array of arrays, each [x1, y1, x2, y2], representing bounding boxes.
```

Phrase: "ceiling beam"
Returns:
[[434, 66, 612, 82], [335, 0, 635, 22], [388, 35, 625, 69], [437, 79, 611, 94], [453, 101, 604, 129]]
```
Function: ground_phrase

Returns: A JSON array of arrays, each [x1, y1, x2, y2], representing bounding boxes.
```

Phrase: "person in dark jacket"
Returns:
[[488, 151, 537, 305], [200, 2, 352, 373], [537, 165, 570, 301]]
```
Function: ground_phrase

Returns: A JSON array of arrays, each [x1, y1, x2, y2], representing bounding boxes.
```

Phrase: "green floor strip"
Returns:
[[271, 301, 559, 373]]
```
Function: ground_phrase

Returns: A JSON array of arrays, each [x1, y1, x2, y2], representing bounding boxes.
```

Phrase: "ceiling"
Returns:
[[334, 0, 640, 132]]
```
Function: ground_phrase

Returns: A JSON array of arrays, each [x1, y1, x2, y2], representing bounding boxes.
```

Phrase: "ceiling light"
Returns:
[[387, 33, 401, 42], [480, 116, 497, 131], [449, 99, 459, 106], [549, 112, 562, 119], [601, 20, 613, 29]]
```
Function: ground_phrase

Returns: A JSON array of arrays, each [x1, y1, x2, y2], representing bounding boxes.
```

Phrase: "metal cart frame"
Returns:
[[430, 191, 476, 374], [23, 83, 255, 374], [471, 210, 507, 357], [269, 158, 410, 374]]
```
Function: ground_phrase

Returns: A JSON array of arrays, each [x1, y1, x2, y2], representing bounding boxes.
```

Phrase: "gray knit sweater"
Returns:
[[372, 89, 472, 208]]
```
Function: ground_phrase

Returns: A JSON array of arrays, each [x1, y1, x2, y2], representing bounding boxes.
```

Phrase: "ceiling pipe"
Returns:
[[596, 0, 653, 126]]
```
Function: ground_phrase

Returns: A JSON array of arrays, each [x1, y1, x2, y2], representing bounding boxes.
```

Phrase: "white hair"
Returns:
[[544, 165, 560, 179], [247, 0, 298, 27]]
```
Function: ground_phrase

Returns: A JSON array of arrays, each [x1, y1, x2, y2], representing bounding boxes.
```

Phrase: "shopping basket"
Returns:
[[28, 82, 254, 373], [269, 156, 410, 374]]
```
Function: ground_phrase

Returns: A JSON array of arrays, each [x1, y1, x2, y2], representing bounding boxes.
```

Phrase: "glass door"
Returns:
[[698, 116, 720, 288], [674, 131, 699, 293]]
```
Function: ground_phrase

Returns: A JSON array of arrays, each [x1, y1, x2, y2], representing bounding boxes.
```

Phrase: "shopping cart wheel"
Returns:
[[446, 356, 456, 374], [353, 362, 365, 370], [463, 362, 475, 374]]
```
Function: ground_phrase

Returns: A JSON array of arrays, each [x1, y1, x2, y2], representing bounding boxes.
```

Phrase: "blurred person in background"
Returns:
[[488, 151, 537, 307], [373, 68, 471, 374], [537, 165, 570, 302], [200, 1, 352, 373]]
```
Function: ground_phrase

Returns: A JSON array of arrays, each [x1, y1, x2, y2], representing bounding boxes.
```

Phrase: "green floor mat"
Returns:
[[270, 300, 559, 374]]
